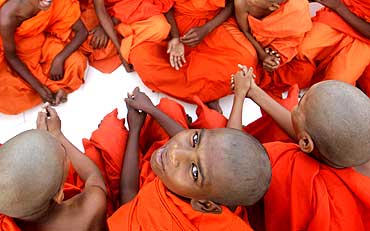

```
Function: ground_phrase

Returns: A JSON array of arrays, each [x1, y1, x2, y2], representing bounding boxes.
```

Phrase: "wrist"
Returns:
[[145, 104, 157, 114], [247, 85, 260, 99], [129, 127, 142, 134]]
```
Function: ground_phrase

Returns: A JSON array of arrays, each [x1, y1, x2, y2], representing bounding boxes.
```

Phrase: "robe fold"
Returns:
[[0, 0, 87, 115], [108, 178, 253, 231], [108, 0, 173, 63], [263, 142, 370, 231], [297, 0, 370, 95], [106, 98, 253, 230], [247, 0, 313, 94], [130, 0, 257, 103], [79, 0, 121, 73]]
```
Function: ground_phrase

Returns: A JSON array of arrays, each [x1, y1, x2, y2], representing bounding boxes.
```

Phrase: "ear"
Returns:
[[268, 3, 280, 12], [191, 199, 222, 214], [53, 187, 65, 204], [297, 131, 314, 153]]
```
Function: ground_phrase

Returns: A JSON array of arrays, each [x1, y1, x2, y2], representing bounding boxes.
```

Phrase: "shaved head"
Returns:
[[151, 128, 271, 207], [206, 129, 272, 206], [300, 81, 370, 167], [0, 130, 66, 218]]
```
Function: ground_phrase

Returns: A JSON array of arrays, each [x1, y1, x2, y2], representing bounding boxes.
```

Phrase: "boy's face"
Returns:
[[150, 129, 229, 200]]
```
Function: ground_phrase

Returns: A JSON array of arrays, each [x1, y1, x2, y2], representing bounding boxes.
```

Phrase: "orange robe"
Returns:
[[79, 0, 121, 73], [106, 0, 173, 63], [298, 0, 370, 95], [107, 98, 253, 230], [248, 0, 313, 95], [0, 0, 87, 115], [130, 0, 257, 103], [263, 141, 370, 230]]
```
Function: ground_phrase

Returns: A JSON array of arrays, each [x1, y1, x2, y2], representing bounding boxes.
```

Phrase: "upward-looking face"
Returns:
[[150, 129, 229, 200]]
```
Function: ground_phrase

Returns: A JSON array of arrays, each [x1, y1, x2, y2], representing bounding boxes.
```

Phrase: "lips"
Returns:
[[155, 146, 166, 171]]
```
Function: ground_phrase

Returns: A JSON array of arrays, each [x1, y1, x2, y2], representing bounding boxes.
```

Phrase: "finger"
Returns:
[[182, 28, 195, 39], [37, 111, 48, 130], [169, 55, 176, 68], [167, 44, 172, 54], [46, 106, 59, 119], [181, 36, 198, 44], [181, 32, 197, 42], [102, 36, 108, 48], [90, 36, 97, 48], [176, 56, 183, 68], [181, 55, 186, 64], [133, 87, 140, 96], [89, 27, 97, 34], [265, 59, 278, 67]]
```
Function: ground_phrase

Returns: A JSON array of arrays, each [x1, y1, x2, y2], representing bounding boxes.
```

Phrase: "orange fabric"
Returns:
[[248, 0, 313, 94], [243, 85, 298, 143], [106, 97, 253, 230], [0, 0, 87, 115], [107, 0, 173, 62], [357, 64, 370, 97], [263, 142, 370, 231], [108, 178, 253, 231], [130, 0, 257, 103], [248, 0, 312, 64], [293, 0, 370, 93], [0, 215, 20, 231], [79, 0, 121, 73]]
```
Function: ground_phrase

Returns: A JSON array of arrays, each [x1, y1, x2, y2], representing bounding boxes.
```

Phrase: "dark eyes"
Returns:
[[191, 163, 199, 181], [192, 131, 199, 148]]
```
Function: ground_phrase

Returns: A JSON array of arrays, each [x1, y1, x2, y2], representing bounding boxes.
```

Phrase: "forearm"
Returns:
[[5, 53, 44, 90], [249, 87, 296, 139], [335, 4, 370, 39], [165, 8, 180, 38], [148, 106, 185, 137], [244, 31, 265, 59], [56, 19, 88, 61], [119, 129, 140, 205], [204, 0, 233, 33], [94, 0, 122, 51], [57, 133, 106, 191], [227, 94, 244, 130]]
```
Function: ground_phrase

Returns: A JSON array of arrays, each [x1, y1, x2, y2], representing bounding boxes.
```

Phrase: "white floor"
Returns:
[[0, 65, 261, 151], [0, 3, 323, 151]]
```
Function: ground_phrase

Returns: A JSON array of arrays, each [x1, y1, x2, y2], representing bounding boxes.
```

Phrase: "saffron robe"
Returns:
[[0, 0, 87, 114], [130, 0, 257, 103], [298, 0, 370, 95], [263, 141, 370, 230]]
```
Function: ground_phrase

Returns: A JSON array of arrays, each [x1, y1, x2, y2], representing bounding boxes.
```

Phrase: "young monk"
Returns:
[[234, 0, 312, 95], [79, 0, 121, 73], [129, 0, 258, 113], [0, 107, 107, 230], [229, 66, 370, 230], [107, 88, 271, 230], [92, 0, 173, 72], [298, 0, 370, 96], [0, 0, 88, 114]]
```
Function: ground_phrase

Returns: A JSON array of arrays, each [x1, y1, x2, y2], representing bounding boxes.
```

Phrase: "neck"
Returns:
[[354, 161, 370, 178], [17, 201, 58, 224]]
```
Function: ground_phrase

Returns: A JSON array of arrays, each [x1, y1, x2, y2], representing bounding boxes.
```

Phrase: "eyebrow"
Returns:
[[197, 129, 205, 187]]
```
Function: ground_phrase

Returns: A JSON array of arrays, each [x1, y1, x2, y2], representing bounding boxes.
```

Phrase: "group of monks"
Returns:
[[0, 0, 370, 230], [0, 0, 369, 115]]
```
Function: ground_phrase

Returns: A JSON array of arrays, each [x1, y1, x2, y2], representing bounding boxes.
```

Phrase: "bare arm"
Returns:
[[41, 107, 107, 192], [0, 12, 54, 102], [165, 8, 180, 39], [54, 19, 88, 62], [227, 67, 255, 130], [119, 105, 145, 205], [125, 88, 186, 137], [333, 3, 370, 38], [93, 0, 121, 51], [204, 0, 234, 33]]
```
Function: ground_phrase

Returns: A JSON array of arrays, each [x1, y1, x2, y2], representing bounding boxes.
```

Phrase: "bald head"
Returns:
[[300, 81, 370, 167], [206, 129, 271, 206], [0, 130, 66, 218]]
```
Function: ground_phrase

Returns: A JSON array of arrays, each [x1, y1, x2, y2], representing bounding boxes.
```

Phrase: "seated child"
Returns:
[[229, 66, 370, 230], [107, 88, 272, 230], [234, 0, 312, 95], [0, 107, 107, 230]]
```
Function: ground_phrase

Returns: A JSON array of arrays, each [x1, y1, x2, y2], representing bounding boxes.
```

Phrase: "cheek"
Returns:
[[160, 169, 197, 198]]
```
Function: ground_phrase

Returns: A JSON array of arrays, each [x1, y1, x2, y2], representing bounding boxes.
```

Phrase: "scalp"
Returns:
[[302, 81, 370, 167], [206, 129, 271, 206], [0, 129, 66, 218]]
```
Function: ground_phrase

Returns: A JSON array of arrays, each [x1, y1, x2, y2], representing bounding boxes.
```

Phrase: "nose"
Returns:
[[167, 144, 192, 168]]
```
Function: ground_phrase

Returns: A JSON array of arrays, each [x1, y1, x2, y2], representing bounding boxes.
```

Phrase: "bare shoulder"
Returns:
[[234, 0, 247, 10], [77, 186, 107, 230], [0, 1, 17, 27]]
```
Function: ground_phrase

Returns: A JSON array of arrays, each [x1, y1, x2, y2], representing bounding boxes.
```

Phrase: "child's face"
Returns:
[[150, 129, 229, 200]]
